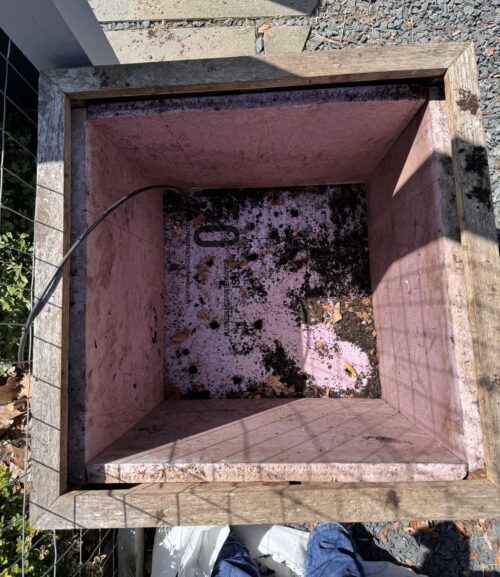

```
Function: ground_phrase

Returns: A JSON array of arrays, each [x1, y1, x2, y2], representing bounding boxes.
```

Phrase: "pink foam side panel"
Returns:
[[84, 124, 165, 462], [86, 85, 426, 189], [367, 99, 484, 469], [86, 398, 466, 484]]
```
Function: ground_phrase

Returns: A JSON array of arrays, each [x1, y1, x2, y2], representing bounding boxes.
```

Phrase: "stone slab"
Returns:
[[264, 25, 311, 54], [89, 0, 317, 21], [105, 27, 256, 63], [87, 398, 467, 484]]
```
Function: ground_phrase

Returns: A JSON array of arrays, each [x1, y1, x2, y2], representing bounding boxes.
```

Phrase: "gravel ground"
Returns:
[[102, 2, 500, 573], [352, 520, 500, 576]]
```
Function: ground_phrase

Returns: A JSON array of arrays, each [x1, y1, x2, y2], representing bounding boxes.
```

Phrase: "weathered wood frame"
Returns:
[[32, 43, 500, 529]]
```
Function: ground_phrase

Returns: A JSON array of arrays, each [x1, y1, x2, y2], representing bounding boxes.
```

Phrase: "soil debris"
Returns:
[[171, 328, 192, 344], [164, 185, 380, 398]]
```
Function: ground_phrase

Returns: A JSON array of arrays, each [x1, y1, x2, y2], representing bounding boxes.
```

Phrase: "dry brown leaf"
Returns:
[[355, 310, 371, 324], [344, 361, 357, 378], [494, 554, 500, 565], [0, 377, 20, 404], [372, 329, 377, 337], [171, 328, 192, 344], [194, 269, 208, 282], [272, 197, 285, 206], [257, 22, 272, 34], [194, 261, 210, 282], [0, 405, 24, 432], [406, 560, 414, 567], [315, 340, 325, 350], [455, 521, 468, 536], [193, 213, 207, 228], [0, 403, 24, 418], [172, 224, 184, 236], [485, 46, 494, 57], [164, 383, 182, 400], [377, 531, 388, 544], [409, 520, 428, 531], [332, 301, 342, 324], [468, 553, 479, 561], [18, 375, 31, 400], [0, 441, 25, 470], [227, 259, 248, 270], [197, 309, 210, 320], [321, 303, 333, 313], [452, 27, 461, 36], [239, 287, 247, 298], [467, 468, 487, 480], [202, 255, 215, 266], [267, 375, 287, 395], [361, 297, 370, 306]]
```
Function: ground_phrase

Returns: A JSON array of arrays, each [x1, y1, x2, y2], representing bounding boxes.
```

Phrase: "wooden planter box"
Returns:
[[32, 43, 500, 529]]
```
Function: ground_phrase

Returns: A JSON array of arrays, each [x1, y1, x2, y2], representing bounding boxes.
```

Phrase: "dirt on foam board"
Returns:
[[164, 185, 380, 399]]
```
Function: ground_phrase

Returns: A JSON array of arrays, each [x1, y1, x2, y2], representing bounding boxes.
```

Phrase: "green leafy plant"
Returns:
[[0, 464, 107, 577], [0, 464, 52, 576], [0, 232, 32, 373]]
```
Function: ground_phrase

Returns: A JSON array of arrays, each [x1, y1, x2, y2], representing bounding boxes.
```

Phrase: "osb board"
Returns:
[[87, 398, 466, 484], [164, 185, 379, 399]]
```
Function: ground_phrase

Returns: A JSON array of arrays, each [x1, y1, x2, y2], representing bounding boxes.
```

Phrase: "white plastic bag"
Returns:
[[152, 524, 427, 577]]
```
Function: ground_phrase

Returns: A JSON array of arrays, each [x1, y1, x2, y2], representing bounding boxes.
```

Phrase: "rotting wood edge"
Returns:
[[31, 42, 500, 529]]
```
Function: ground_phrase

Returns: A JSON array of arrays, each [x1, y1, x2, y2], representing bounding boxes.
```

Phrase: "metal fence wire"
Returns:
[[0, 27, 118, 577]]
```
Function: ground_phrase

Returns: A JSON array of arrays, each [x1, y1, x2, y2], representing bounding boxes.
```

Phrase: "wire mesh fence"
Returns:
[[0, 27, 118, 577]]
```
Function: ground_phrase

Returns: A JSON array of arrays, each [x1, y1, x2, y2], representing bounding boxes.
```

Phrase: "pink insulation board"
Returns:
[[84, 125, 165, 462], [164, 185, 379, 399], [87, 84, 427, 189], [368, 98, 484, 471], [87, 398, 466, 484], [80, 83, 481, 484]]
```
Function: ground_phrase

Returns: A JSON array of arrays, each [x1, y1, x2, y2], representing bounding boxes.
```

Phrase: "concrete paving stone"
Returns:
[[105, 27, 256, 63], [264, 25, 311, 54], [89, 0, 317, 22]]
